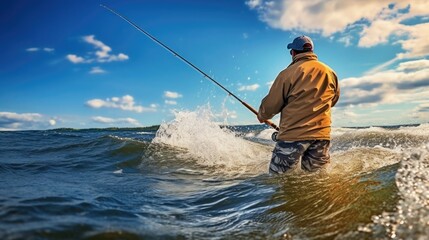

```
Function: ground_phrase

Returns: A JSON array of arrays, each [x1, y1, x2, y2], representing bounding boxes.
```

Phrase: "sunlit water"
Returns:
[[0, 107, 428, 239]]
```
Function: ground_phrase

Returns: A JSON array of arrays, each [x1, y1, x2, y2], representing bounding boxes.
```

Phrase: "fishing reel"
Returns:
[[271, 131, 278, 142]]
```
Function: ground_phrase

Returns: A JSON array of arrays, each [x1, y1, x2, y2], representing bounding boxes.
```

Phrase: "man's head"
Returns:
[[287, 35, 313, 56]]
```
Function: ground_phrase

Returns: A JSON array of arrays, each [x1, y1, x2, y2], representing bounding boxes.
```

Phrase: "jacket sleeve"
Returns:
[[331, 72, 340, 107], [258, 72, 287, 121]]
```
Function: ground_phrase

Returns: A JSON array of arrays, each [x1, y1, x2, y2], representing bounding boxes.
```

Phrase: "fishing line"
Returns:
[[100, 4, 280, 131]]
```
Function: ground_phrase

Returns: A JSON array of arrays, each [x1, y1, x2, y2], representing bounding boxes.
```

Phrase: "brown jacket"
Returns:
[[258, 52, 339, 141]]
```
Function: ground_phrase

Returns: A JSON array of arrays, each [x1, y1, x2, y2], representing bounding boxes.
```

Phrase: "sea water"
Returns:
[[0, 107, 428, 239]]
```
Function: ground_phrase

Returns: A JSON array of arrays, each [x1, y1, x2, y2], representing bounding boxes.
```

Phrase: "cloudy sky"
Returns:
[[1, 0, 428, 130]]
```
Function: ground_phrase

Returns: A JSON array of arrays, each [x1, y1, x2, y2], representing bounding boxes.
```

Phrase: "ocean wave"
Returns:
[[1, 108, 428, 239]]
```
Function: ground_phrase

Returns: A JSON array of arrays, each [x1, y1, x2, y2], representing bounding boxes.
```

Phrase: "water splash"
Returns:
[[152, 105, 271, 175], [359, 146, 429, 239]]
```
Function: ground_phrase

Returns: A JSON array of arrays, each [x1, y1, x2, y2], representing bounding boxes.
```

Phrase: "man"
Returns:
[[257, 35, 340, 174]]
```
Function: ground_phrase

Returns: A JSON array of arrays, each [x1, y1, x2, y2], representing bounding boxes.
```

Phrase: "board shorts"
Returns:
[[269, 140, 330, 174]]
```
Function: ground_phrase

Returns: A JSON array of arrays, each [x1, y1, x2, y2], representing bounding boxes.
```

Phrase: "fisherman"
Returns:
[[257, 35, 340, 174]]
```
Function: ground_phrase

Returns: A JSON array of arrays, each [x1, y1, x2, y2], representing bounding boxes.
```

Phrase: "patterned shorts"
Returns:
[[269, 140, 331, 174]]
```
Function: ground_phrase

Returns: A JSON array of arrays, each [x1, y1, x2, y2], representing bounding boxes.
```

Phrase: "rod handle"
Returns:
[[265, 119, 280, 131], [241, 101, 280, 131]]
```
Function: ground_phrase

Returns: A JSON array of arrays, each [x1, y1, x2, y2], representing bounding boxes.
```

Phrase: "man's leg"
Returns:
[[301, 140, 331, 172], [269, 141, 311, 174]]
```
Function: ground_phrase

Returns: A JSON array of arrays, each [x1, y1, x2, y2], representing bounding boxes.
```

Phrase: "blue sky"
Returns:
[[1, 0, 429, 130]]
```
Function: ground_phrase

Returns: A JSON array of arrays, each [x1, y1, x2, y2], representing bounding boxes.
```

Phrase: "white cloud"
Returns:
[[86, 95, 157, 113], [238, 83, 260, 91], [66, 54, 86, 64], [26, 47, 39, 52], [90, 66, 106, 74], [83, 35, 112, 58], [43, 47, 55, 52], [0, 112, 42, 122], [26, 47, 55, 52], [49, 119, 57, 126], [247, 0, 382, 35], [358, 20, 429, 62], [229, 111, 238, 119], [247, 0, 416, 35], [338, 58, 429, 108], [396, 22, 429, 59], [247, 0, 429, 60], [0, 112, 54, 130], [87, 99, 105, 108], [164, 91, 183, 99], [116, 53, 129, 61], [83, 35, 129, 63], [92, 116, 140, 125], [246, 0, 262, 9], [397, 59, 429, 71], [338, 35, 353, 47], [358, 19, 406, 48], [165, 100, 177, 105], [66, 35, 129, 64]]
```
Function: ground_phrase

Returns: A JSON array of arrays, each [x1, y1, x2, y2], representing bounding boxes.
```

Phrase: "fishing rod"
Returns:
[[100, 4, 280, 131]]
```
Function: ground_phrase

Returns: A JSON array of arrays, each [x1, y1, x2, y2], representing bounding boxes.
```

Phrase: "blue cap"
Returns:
[[287, 35, 314, 51]]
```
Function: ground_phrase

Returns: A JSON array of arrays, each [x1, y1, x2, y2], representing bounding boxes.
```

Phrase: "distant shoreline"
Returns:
[[1, 122, 426, 132]]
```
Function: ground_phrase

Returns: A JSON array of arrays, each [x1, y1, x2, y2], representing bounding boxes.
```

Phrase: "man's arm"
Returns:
[[258, 72, 287, 122]]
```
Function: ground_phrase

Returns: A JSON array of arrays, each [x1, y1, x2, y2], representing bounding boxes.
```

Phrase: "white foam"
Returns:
[[152, 105, 271, 175]]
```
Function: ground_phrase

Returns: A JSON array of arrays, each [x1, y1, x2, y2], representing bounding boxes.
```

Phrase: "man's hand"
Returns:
[[257, 113, 266, 123]]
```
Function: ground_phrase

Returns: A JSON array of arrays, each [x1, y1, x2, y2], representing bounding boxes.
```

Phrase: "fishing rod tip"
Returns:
[[100, 4, 112, 11]]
